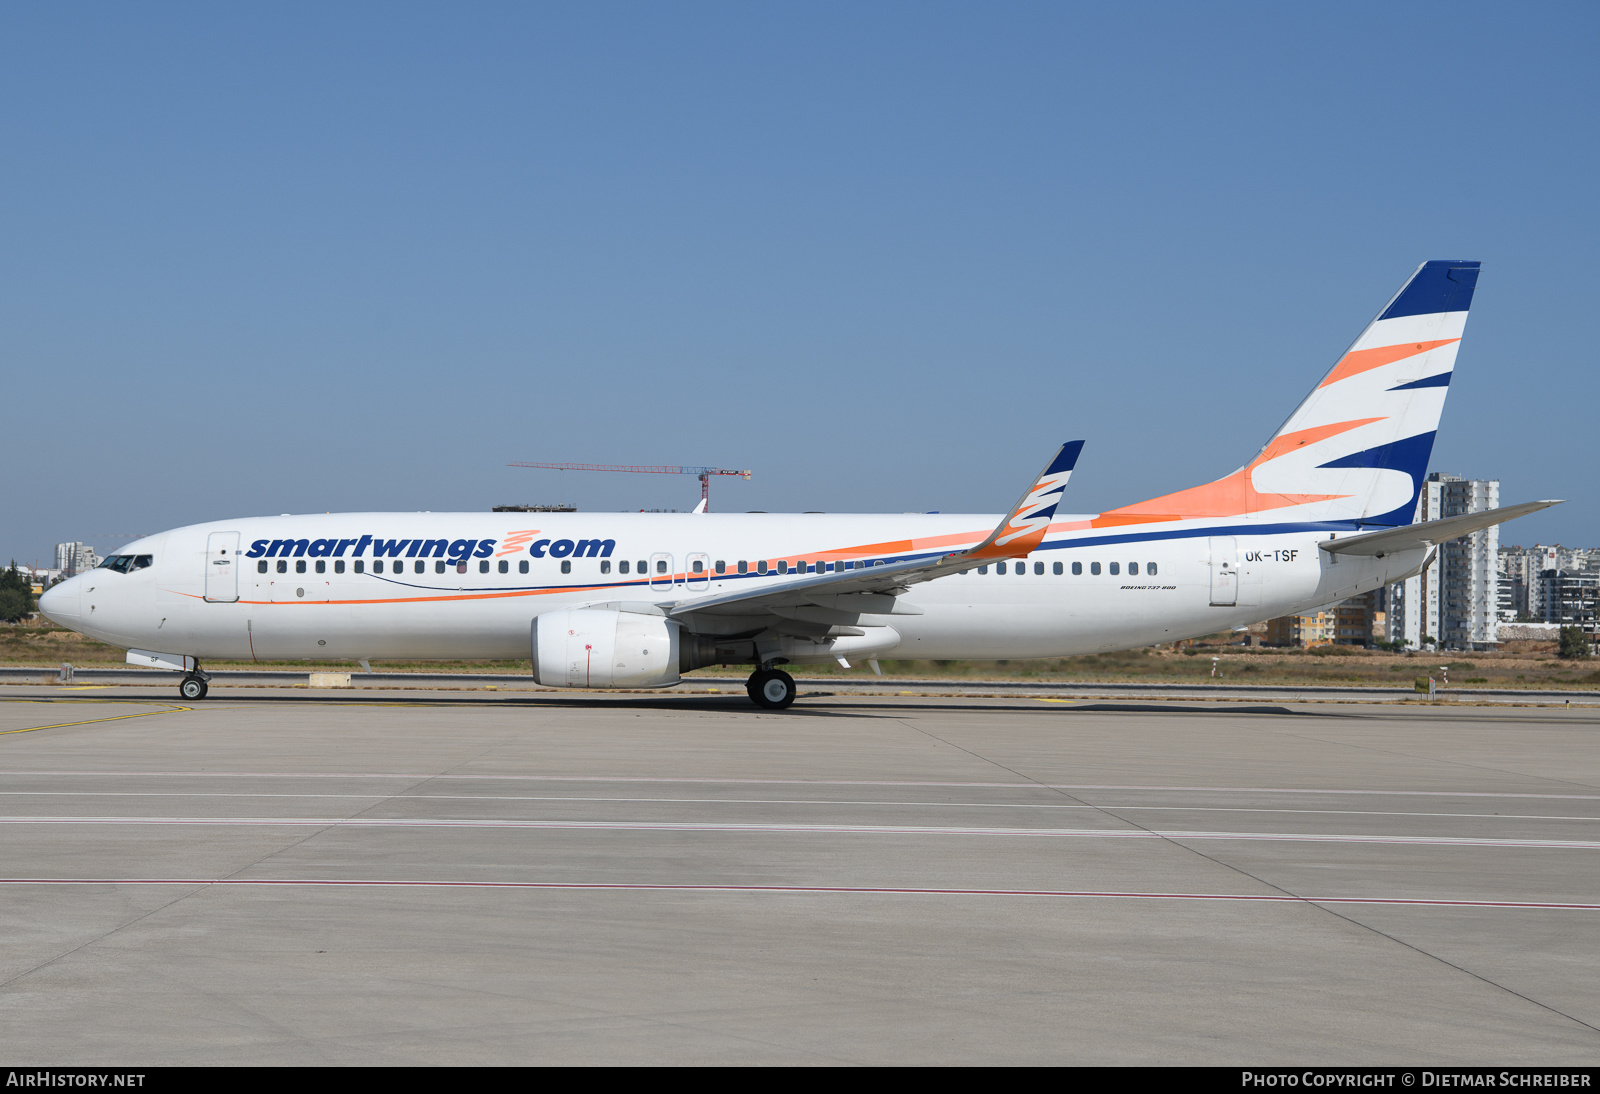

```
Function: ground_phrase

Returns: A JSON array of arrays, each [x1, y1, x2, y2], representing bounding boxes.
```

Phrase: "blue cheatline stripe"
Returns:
[[1387, 372, 1452, 391], [1379, 261, 1480, 320]]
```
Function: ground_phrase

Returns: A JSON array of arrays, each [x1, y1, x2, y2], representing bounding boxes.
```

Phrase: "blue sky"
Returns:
[[3, 2, 1595, 565]]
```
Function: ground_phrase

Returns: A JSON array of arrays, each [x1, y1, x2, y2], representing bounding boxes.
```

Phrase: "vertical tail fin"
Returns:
[[1094, 261, 1479, 529]]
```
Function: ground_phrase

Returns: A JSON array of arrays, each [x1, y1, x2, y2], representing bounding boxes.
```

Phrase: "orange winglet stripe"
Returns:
[[1317, 339, 1458, 388]]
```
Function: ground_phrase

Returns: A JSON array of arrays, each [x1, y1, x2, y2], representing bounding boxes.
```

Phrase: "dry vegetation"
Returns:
[[4, 618, 1597, 689]]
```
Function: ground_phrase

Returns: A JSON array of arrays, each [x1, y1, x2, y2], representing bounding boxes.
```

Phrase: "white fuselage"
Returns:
[[42, 511, 1420, 666]]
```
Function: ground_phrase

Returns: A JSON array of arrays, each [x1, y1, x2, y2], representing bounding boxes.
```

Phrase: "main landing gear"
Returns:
[[747, 667, 796, 710], [179, 663, 210, 701]]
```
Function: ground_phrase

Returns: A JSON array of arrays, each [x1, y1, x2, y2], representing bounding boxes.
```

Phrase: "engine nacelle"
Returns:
[[531, 609, 682, 689]]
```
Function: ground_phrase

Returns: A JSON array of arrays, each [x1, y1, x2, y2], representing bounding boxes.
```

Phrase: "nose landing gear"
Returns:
[[179, 664, 210, 701], [746, 666, 796, 710]]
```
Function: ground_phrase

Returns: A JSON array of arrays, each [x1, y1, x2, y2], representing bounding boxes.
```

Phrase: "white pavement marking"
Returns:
[[2, 877, 1599, 911], [3, 771, 1599, 799]]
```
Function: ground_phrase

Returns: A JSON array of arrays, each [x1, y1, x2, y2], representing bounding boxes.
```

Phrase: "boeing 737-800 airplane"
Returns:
[[40, 261, 1558, 708]]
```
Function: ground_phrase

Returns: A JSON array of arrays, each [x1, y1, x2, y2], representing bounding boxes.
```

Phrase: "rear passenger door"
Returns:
[[1209, 536, 1238, 607]]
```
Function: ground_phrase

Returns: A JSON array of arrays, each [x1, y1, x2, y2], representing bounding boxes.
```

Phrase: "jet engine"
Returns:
[[532, 608, 682, 689]]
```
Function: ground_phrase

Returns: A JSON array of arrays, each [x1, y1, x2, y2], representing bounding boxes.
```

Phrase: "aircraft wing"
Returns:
[[1320, 499, 1563, 557], [667, 441, 1084, 620]]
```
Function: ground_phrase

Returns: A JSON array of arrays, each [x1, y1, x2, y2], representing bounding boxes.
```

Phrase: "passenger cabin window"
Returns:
[[334, 560, 344, 574], [691, 560, 703, 574], [636, 560, 646, 574], [757, 561, 768, 574], [373, 560, 384, 574], [655, 559, 667, 574], [1109, 562, 1119, 575], [1053, 562, 1063, 575], [415, 561, 425, 574], [498, 560, 508, 574], [776, 561, 788, 575], [258, 561, 268, 573], [296, 560, 306, 574], [479, 560, 489, 573], [715, 561, 726, 574], [996, 562, 1007, 575], [456, 562, 467, 574], [435, 561, 446, 574], [1090, 562, 1100, 575], [519, 560, 529, 574], [1147, 562, 1158, 575], [1072, 562, 1082, 575], [354, 560, 364, 574], [561, 560, 571, 574], [977, 565, 988, 575], [277, 560, 288, 574], [738, 561, 748, 574], [1035, 562, 1044, 575], [619, 561, 629, 574], [315, 560, 326, 574], [601, 560, 611, 574], [1129, 562, 1138, 575]]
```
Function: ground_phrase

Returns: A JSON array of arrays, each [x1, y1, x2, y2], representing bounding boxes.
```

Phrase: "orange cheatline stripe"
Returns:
[[1317, 338, 1458, 388]]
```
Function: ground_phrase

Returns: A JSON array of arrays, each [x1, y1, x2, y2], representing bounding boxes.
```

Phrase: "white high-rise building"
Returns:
[[1388, 474, 1501, 650], [53, 542, 100, 577]]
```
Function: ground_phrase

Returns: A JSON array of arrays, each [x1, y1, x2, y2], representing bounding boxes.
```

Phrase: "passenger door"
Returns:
[[1209, 536, 1239, 607], [204, 532, 240, 603]]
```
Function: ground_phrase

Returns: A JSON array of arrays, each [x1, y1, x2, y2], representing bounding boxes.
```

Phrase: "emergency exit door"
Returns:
[[1209, 536, 1238, 607], [204, 531, 240, 603]]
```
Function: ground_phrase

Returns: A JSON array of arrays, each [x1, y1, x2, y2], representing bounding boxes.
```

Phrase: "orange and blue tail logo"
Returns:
[[1088, 261, 1478, 530]]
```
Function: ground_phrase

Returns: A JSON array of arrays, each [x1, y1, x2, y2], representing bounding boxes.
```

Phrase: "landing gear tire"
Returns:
[[179, 675, 208, 701], [747, 668, 796, 710]]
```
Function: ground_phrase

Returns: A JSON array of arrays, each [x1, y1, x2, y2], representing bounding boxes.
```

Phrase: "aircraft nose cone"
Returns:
[[37, 580, 80, 628]]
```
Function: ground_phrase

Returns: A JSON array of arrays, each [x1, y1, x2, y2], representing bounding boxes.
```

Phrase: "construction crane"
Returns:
[[507, 462, 752, 512]]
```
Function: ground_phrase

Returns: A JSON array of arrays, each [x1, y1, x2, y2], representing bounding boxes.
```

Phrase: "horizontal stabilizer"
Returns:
[[1320, 500, 1562, 557]]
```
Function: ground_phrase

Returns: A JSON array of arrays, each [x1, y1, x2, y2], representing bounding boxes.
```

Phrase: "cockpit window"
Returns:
[[97, 555, 153, 574]]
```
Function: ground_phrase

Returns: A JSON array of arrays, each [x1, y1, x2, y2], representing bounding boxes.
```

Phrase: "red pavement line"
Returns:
[[0, 877, 1596, 910]]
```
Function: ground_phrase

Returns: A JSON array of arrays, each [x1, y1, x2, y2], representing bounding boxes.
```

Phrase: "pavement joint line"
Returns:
[[4, 770, 1600, 798], [10, 815, 1600, 848], [892, 712, 1600, 1037], [3, 790, 1596, 820], [4, 877, 1596, 911]]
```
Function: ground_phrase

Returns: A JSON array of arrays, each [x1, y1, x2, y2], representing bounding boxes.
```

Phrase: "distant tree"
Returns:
[[1558, 626, 1594, 660], [0, 561, 34, 623]]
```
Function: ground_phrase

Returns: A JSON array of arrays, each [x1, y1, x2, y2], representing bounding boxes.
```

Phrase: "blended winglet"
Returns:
[[966, 441, 1085, 562]]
